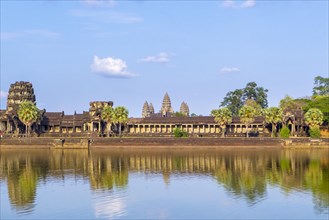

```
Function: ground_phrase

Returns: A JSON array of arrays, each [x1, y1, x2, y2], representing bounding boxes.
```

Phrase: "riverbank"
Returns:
[[0, 137, 328, 149]]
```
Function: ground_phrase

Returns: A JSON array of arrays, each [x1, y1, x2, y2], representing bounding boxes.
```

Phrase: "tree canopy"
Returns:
[[304, 108, 324, 128], [112, 106, 129, 136], [239, 105, 257, 138], [17, 101, 40, 137], [211, 107, 232, 137], [220, 82, 268, 116], [101, 106, 114, 137], [264, 107, 283, 137], [313, 76, 329, 96]]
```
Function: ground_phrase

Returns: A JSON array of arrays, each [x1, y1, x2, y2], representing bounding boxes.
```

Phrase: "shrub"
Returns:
[[280, 126, 290, 138], [309, 127, 321, 138], [173, 128, 188, 138]]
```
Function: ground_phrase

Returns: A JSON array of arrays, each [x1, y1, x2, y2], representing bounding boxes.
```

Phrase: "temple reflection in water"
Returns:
[[1, 149, 328, 213]]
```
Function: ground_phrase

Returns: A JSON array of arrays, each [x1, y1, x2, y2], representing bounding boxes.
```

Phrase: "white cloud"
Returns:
[[220, 67, 240, 74], [91, 56, 136, 78], [139, 52, 170, 63], [70, 9, 142, 24], [222, 0, 256, 9], [0, 91, 8, 98]]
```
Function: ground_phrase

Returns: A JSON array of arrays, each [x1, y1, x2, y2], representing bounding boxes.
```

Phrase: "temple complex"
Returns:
[[0, 81, 310, 138]]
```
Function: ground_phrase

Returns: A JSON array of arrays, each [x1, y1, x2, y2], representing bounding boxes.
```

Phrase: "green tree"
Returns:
[[220, 82, 268, 116], [211, 107, 232, 137], [220, 89, 244, 116], [279, 95, 303, 113], [313, 76, 329, 96], [17, 101, 40, 137], [280, 126, 290, 138], [242, 82, 269, 108], [304, 108, 324, 129], [101, 106, 114, 137], [173, 128, 188, 137], [112, 106, 129, 136], [303, 96, 329, 124], [264, 107, 283, 137], [239, 106, 256, 138], [244, 99, 263, 116]]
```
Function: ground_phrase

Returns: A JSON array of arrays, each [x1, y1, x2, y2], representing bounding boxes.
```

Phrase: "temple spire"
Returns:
[[142, 101, 150, 118], [180, 101, 190, 116], [160, 92, 174, 117]]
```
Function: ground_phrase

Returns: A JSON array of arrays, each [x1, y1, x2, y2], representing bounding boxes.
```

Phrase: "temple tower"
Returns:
[[6, 81, 36, 114], [142, 101, 150, 118], [149, 103, 154, 114], [180, 102, 190, 116], [160, 92, 174, 117]]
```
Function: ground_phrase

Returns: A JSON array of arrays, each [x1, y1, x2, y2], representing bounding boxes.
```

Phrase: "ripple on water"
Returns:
[[92, 189, 127, 219]]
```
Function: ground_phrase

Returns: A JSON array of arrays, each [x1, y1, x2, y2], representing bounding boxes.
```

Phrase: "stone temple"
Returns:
[[0, 81, 309, 138], [142, 93, 180, 118]]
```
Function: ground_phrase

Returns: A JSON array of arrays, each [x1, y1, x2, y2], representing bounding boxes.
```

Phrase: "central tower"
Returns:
[[160, 92, 174, 117]]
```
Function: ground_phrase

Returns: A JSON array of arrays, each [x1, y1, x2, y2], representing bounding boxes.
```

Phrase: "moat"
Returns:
[[1, 148, 328, 219]]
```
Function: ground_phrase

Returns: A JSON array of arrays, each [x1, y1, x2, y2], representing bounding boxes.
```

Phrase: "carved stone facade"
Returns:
[[6, 81, 36, 114]]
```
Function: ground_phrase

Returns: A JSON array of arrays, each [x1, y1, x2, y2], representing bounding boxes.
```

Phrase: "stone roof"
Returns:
[[41, 112, 63, 126]]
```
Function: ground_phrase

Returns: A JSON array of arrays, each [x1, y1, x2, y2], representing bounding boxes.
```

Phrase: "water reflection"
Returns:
[[1, 148, 328, 216]]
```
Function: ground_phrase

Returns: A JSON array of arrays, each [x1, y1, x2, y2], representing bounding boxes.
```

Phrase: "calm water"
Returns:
[[1, 148, 328, 219]]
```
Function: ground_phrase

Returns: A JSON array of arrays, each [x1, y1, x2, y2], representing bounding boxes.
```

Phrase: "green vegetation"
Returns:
[[17, 101, 40, 137], [244, 99, 263, 116], [211, 107, 232, 137], [239, 106, 256, 138], [173, 111, 187, 117], [305, 108, 324, 129], [173, 128, 188, 137], [302, 96, 329, 125], [221, 82, 268, 116], [264, 107, 283, 137], [313, 76, 329, 96], [101, 105, 114, 137], [279, 95, 305, 113], [309, 127, 321, 138], [280, 126, 290, 138], [112, 106, 129, 136]]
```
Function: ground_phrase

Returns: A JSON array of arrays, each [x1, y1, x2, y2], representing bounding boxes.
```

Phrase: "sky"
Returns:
[[1, 0, 328, 117]]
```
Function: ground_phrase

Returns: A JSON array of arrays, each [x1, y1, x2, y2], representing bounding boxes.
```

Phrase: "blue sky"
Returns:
[[1, 0, 328, 117]]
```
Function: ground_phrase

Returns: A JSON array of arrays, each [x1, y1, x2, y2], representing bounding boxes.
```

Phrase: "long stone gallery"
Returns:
[[0, 81, 310, 138]]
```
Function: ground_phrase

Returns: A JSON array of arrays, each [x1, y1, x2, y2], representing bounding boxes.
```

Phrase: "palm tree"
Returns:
[[239, 106, 256, 138], [112, 106, 129, 136], [304, 108, 324, 128], [17, 101, 40, 137], [101, 106, 114, 137], [211, 107, 232, 137], [264, 107, 283, 137]]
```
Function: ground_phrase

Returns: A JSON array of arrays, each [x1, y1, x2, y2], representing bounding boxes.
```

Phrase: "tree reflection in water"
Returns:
[[1, 148, 328, 213]]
